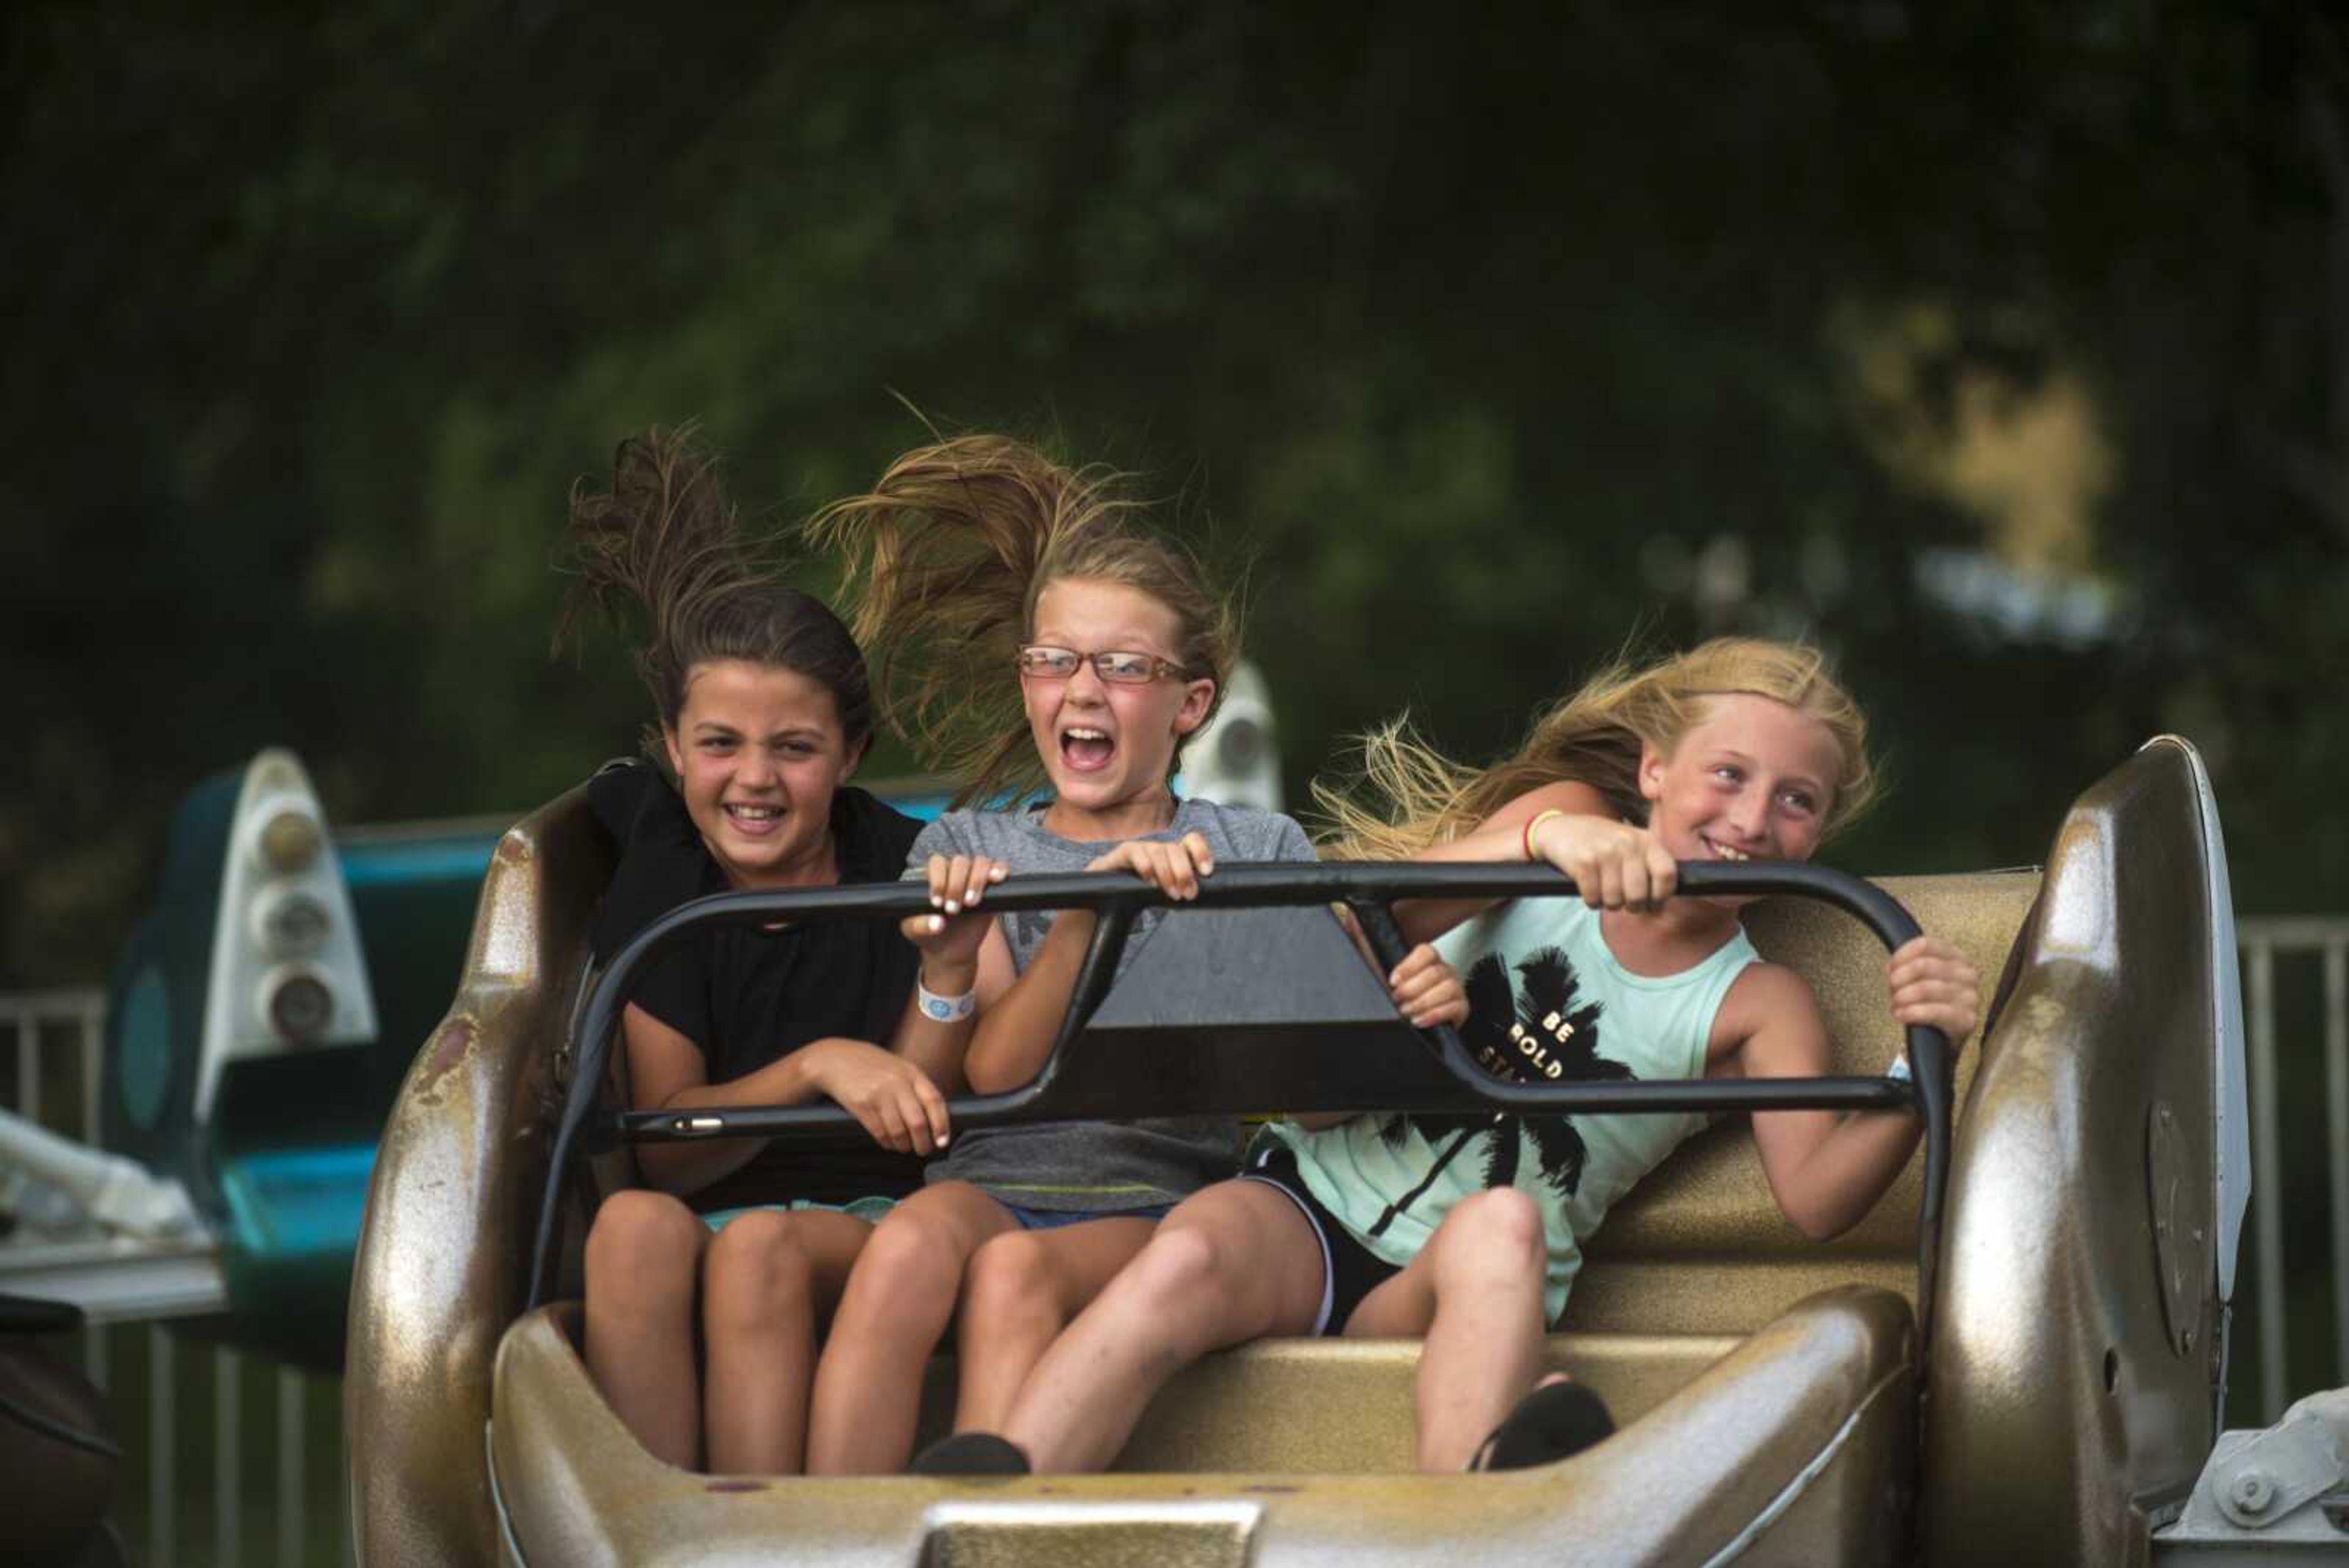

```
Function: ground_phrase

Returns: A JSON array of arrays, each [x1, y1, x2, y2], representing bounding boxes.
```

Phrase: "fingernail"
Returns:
[[929, 915, 945, 933], [944, 899, 960, 914]]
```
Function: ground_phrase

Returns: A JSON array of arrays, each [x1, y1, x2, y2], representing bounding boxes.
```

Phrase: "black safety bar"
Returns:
[[524, 861, 1953, 1347]]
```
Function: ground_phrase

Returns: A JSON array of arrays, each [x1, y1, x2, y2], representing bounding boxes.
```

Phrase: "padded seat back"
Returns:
[[1565, 870, 2038, 1336]]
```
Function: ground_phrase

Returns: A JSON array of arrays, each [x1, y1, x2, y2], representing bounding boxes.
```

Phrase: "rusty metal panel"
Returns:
[[344, 786, 609, 1567]]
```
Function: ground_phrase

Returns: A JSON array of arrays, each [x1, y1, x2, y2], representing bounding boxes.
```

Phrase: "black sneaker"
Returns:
[[909, 1432, 1032, 1476], [1469, 1381, 1615, 1471]]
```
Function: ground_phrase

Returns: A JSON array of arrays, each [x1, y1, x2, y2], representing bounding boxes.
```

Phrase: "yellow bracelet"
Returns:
[[1523, 808, 1567, 863]]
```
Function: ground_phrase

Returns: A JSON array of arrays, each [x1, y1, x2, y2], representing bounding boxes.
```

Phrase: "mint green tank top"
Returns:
[[1263, 897, 1759, 1323]]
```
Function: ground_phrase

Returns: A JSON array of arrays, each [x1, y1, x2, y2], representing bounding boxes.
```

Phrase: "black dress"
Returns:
[[587, 760, 927, 1215]]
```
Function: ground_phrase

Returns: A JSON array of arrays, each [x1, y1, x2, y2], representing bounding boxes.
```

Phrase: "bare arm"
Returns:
[[891, 920, 1019, 1090], [623, 854, 1033, 1191], [888, 852, 1019, 1094], [960, 831, 1239, 1093], [1393, 779, 1663, 943], [1289, 785, 1631, 1131], [622, 1005, 927, 1192], [1724, 939, 1982, 1241], [962, 904, 1099, 1093]]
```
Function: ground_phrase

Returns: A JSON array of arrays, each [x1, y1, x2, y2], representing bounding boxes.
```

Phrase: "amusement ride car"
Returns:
[[344, 735, 2272, 1565]]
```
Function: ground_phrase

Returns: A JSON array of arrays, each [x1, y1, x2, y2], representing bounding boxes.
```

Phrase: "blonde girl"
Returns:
[[948, 637, 1981, 1475], [795, 436, 1466, 1474]]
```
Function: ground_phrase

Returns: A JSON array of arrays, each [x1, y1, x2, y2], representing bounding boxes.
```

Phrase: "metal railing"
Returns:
[[7, 987, 102, 1144], [2, 991, 352, 1567], [0, 915, 2343, 1544], [2238, 916, 2349, 1424]]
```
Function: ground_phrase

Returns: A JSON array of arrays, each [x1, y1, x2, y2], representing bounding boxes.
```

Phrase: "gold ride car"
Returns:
[[347, 736, 2247, 1567]]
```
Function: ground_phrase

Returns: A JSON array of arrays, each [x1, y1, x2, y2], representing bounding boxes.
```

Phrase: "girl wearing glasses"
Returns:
[[934, 638, 1982, 1477], [793, 434, 1468, 1474]]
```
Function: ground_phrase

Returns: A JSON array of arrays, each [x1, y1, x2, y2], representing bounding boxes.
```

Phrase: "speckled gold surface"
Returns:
[[346, 787, 610, 1567], [492, 1288, 1912, 1566], [1920, 737, 2224, 1567], [1565, 871, 2040, 1336], [1100, 1331, 1743, 1473]]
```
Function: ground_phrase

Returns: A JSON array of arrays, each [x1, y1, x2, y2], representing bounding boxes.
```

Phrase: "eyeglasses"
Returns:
[[1016, 645, 1192, 684]]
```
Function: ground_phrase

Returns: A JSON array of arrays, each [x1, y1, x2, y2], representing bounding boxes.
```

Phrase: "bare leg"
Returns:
[[700, 1208, 874, 1475], [804, 1182, 1015, 1474], [1343, 1187, 1550, 1471], [952, 1216, 1159, 1434], [582, 1189, 710, 1469], [998, 1180, 1324, 1473]]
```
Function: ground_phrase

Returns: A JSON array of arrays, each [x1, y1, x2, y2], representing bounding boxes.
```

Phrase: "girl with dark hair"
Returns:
[[562, 431, 996, 1474], [791, 435, 1469, 1474]]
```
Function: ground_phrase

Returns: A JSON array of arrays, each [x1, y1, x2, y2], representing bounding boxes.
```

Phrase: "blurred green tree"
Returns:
[[2, 1, 2345, 984]]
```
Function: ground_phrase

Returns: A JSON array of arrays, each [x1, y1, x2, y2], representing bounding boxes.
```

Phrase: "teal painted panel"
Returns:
[[218, 1145, 377, 1260]]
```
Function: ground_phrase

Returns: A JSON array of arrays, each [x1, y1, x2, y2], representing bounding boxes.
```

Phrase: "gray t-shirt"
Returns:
[[907, 797, 1316, 1213]]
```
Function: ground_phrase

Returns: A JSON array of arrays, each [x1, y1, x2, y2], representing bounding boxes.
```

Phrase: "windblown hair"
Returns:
[[555, 428, 875, 760], [1314, 637, 1876, 860], [806, 434, 1238, 805]]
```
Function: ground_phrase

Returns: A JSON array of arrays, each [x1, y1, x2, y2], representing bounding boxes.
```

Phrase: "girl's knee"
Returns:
[[703, 1211, 814, 1332], [585, 1189, 704, 1298], [1103, 1224, 1272, 1362], [855, 1208, 970, 1299], [961, 1231, 1056, 1329], [1122, 1222, 1226, 1304], [1442, 1188, 1544, 1268]]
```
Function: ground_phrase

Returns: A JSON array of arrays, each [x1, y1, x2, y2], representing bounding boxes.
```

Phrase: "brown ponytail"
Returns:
[[557, 427, 876, 759]]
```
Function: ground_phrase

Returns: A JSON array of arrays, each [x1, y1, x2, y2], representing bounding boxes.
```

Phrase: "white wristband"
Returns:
[[918, 979, 976, 1024]]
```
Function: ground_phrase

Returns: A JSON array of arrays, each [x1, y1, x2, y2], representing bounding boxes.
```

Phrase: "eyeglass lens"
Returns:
[[1019, 647, 1165, 683]]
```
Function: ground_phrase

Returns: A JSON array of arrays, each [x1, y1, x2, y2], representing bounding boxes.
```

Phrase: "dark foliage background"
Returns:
[[5, 1, 2345, 982]]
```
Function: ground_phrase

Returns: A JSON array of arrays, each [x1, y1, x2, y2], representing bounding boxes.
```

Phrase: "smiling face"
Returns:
[[1023, 576, 1215, 838], [662, 659, 862, 889], [1638, 693, 1842, 881]]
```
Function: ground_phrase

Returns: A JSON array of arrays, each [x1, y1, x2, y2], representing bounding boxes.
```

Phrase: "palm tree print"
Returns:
[[1367, 946, 1628, 1238]]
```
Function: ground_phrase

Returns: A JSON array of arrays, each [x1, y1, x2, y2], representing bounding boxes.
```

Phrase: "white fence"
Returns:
[[3, 916, 2348, 1556], [2237, 916, 2349, 1424]]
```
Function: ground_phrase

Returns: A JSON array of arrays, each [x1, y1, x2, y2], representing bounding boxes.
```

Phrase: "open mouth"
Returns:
[[1060, 726, 1116, 775], [1701, 836, 1756, 862], [724, 803, 784, 836]]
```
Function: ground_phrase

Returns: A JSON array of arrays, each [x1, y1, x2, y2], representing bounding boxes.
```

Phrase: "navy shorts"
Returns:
[[1240, 1143, 1403, 1335], [999, 1201, 1174, 1232]]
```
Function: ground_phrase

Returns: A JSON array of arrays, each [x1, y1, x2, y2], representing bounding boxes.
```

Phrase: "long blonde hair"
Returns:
[[806, 434, 1239, 805], [1314, 637, 1876, 859]]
